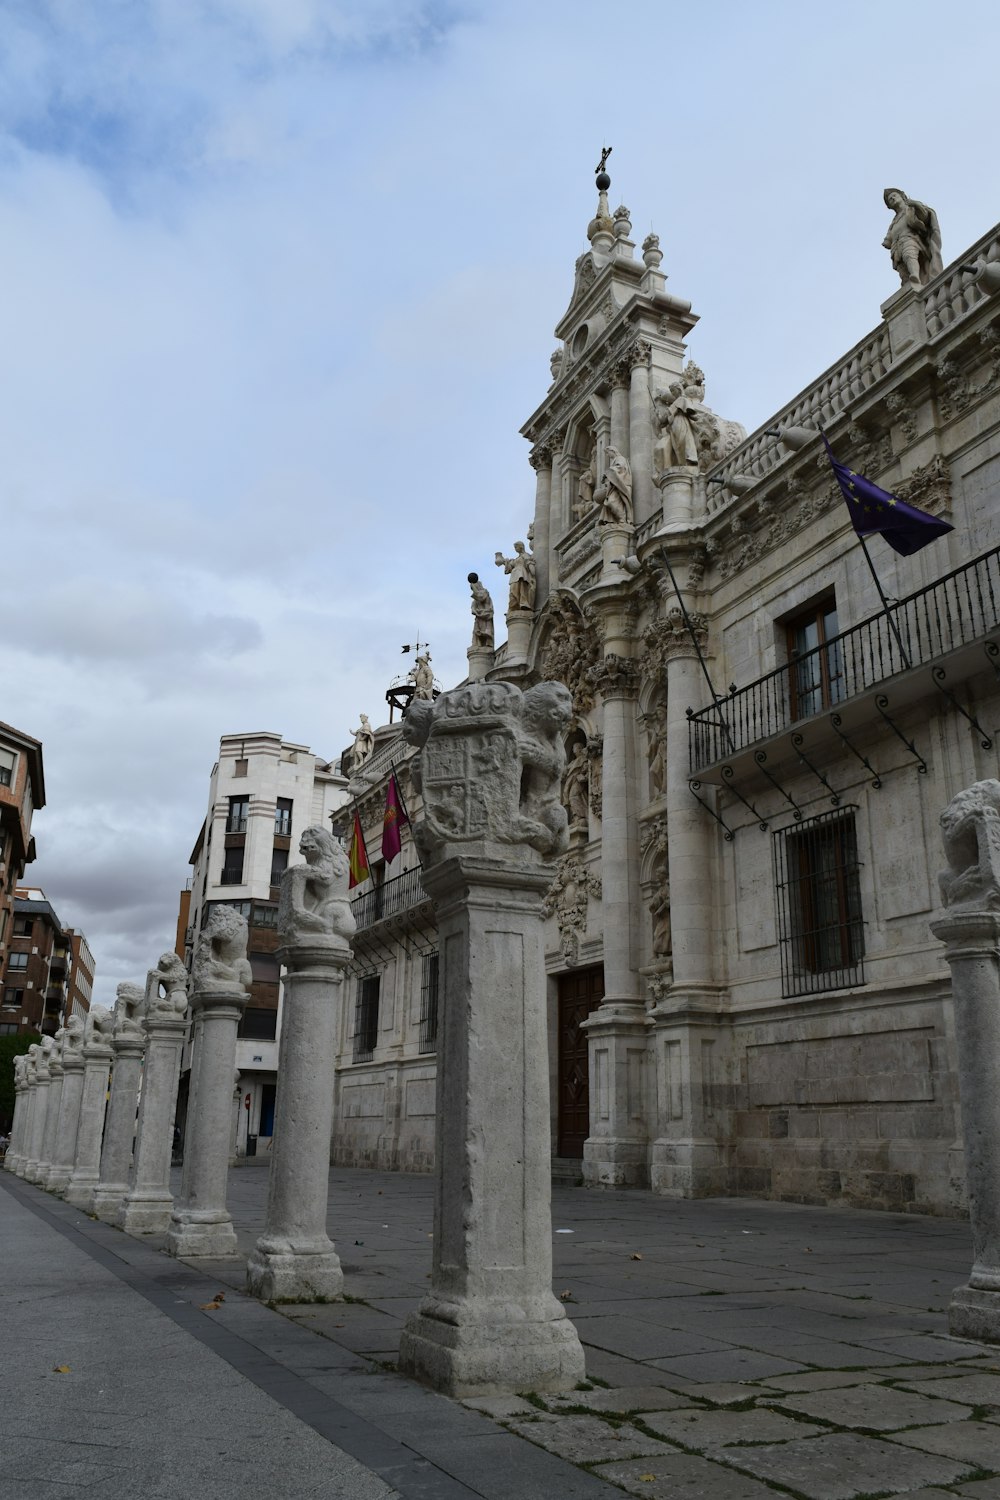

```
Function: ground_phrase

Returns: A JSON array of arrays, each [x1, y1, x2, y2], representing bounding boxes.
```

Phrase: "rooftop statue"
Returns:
[[350, 713, 374, 768], [409, 651, 435, 701], [495, 540, 537, 613], [278, 825, 356, 946], [468, 573, 495, 650], [653, 362, 746, 474], [192, 906, 252, 994], [883, 187, 943, 289]]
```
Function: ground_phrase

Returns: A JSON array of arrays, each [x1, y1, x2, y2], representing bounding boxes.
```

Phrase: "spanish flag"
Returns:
[[381, 771, 409, 864], [348, 812, 370, 889]]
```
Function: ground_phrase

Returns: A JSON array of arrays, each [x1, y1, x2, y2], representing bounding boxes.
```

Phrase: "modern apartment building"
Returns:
[[0, 721, 44, 980]]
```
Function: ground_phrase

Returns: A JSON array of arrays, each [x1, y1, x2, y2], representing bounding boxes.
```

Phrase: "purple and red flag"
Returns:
[[348, 812, 370, 889], [381, 771, 409, 864], [823, 434, 953, 557]]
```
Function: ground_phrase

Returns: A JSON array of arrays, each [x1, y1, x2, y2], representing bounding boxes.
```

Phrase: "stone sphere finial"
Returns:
[[596, 169, 610, 191], [468, 571, 479, 584]]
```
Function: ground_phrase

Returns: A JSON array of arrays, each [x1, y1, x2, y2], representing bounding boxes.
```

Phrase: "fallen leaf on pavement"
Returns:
[[631, 1252, 643, 1261], [53, 1365, 70, 1374]]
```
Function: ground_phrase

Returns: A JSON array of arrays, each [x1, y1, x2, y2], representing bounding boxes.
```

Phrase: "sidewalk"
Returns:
[[4, 1165, 999, 1499]]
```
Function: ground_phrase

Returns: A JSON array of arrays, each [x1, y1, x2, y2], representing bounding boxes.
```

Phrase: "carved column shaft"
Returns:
[[665, 650, 716, 989], [531, 447, 553, 608], [37, 1054, 65, 1187], [64, 1039, 113, 1208], [90, 1037, 145, 1221], [47, 1054, 86, 1194], [628, 355, 654, 528], [610, 374, 629, 458], [24, 1059, 51, 1183], [6, 1069, 29, 1174], [119, 1011, 187, 1234]]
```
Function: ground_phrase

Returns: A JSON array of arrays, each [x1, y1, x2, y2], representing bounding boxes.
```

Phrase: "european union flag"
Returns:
[[823, 434, 953, 557]]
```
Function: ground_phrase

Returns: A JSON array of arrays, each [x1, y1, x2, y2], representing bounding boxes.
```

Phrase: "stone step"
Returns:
[[551, 1156, 584, 1187]]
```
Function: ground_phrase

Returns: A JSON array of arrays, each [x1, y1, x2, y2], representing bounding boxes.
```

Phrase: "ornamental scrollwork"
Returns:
[[542, 851, 602, 967]]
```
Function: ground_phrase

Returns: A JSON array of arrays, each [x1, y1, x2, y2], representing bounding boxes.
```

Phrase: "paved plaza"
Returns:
[[3, 1163, 1000, 1499]]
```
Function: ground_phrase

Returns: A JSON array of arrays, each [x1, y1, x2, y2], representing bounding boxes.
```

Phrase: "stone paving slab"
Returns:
[[771, 1382, 975, 1430], [718, 1430, 973, 1499], [641, 1404, 825, 1454], [503, 1413, 671, 1464], [545, 1386, 688, 1414], [900, 1372, 1000, 1407], [891, 1419, 1000, 1467], [594, 1453, 781, 1498], [647, 1348, 810, 1382]]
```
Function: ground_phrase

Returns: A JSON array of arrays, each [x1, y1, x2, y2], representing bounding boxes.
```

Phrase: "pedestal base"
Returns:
[[166, 1211, 240, 1258], [399, 1301, 586, 1398], [119, 1192, 174, 1235], [245, 1245, 344, 1303], [90, 1184, 129, 1222], [63, 1173, 99, 1209], [45, 1166, 73, 1195], [949, 1283, 1000, 1344]]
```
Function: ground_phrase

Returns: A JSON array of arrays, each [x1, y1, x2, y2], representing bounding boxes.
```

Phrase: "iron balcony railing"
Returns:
[[689, 543, 1000, 773], [350, 864, 427, 931]]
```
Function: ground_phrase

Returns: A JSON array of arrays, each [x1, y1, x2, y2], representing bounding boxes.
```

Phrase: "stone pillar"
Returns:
[[23, 1039, 54, 1183], [529, 444, 554, 607], [178, 1011, 205, 1200], [929, 783, 1000, 1344], [649, 618, 727, 1197], [46, 1018, 87, 1195], [610, 364, 630, 455], [581, 655, 648, 1188], [5, 1055, 30, 1174], [599, 521, 633, 581], [64, 1007, 114, 1209], [14, 1049, 40, 1178], [90, 984, 147, 1222], [247, 827, 355, 1301], [167, 906, 251, 1258], [628, 343, 654, 529], [398, 680, 585, 1396], [119, 956, 189, 1234], [37, 1037, 65, 1189], [657, 469, 696, 529]]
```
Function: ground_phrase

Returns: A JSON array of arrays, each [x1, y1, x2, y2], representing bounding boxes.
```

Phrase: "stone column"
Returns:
[[46, 1017, 87, 1195], [657, 469, 696, 529], [930, 781, 1000, 1343], [23, 1038, 54, 1183], [5, 1054, 30, 1174], [37, 1035, 65, 1189], [64, 1007, 114, 1209], [167, 906, 251, 1257], [247, 827, 355, 1300], [610, 363, 630, 455], [119, 956, 189, 1234], [529, 444, 553, 607], [13, 1048, 40, 1178], [627, 342, 654, 529], [581, 654, 648, 1188], [90, 984, 147, 1222], [398, 680, 585, 1396]]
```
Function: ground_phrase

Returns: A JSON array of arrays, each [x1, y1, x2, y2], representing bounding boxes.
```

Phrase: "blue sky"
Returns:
[[4, 0, 999, 1002]]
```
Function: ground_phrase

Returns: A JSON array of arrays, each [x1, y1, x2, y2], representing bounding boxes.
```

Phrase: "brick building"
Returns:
[[0, 721, 44, 974]]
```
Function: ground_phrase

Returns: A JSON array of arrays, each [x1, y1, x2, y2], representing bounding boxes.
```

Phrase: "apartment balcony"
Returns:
[[350, 865, 435, 953], [688, 543, 1000, 783]]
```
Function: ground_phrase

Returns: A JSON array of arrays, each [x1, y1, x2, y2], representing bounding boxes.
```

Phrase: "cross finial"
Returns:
[[596, 145, 612, 176]]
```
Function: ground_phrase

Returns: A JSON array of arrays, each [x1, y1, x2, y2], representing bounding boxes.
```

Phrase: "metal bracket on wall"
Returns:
[[984, 639, 1000, 683], [875, 694, 928, 773], [688, 779, 734, 840], [931, 665, 993, 749], [829, 711, 882, 788], [753, 749, 802, 820], [720, 765, 768, 830], [791, 732, 840, 806]]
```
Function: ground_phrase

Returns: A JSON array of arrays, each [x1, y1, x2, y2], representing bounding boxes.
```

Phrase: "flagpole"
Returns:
[[856, 532, 912, 671]]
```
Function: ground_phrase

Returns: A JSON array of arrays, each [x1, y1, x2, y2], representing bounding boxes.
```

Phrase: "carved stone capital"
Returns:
[[588, 653, 641, 700], [643, 609, 708, 676], [627, 338, 652, 370], [529, 443, 553, 471]]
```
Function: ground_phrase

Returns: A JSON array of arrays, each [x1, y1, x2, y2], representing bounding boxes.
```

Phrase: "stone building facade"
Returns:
[[183, 732, 348, 1154], [1, 888, 72, 1038], [330, 176, 1000, 1217], [0, 719, 44, 996]]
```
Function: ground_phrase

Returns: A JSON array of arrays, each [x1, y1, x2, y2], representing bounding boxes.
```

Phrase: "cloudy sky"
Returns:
[[4, 0, 998, 1004]]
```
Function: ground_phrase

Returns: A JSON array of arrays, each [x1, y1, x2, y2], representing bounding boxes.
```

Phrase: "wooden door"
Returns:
[[556, 966, 604, 1158]]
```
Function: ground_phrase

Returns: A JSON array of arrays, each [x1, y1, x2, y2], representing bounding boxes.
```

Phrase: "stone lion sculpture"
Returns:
[[145, 952, 190, 1017], [278, 825, 356, 946], [113, 981, 147, 1041], [62, 1014, 85, 1056], [86, 1005, 115, 1044], [192, 906, 252, 994], [518, 681, 573, 857], [939, 779, 1000, 911]]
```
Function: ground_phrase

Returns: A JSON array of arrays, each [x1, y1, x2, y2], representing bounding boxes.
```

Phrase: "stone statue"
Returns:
[[883, 188, 943, 289], [938, 780, 1000, 911], [145, 952, 190, 1018], [192, 906, 252, 994], [113, 982, 146, 1040], [402, 679, 573, 863], [654, 362, 747, 473], [647, 706, 667, 798], [86, 1005, 115, 1042], [562, 742, 590, 830], [409, 652, 434, 700], [494, 541, 537, 613], [598, 446, 633, 525], [650, 886, 672, 957], [350, 714, 374, 768], [62, 1014, 85, 1055], [574, 452, 597, 519], [468, 573, 494, 650], [278, 825, 356, 946], [549, 349, 564, 384]]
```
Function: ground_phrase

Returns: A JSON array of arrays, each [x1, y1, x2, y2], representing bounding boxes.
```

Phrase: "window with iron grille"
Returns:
[[274, 797, 293, 836], [419, 953, 439, 1053], [353, 975, 380, 1062], [227, 796, 250, 833], [774, 807, 865, 998], [220, 849, 244, 885]]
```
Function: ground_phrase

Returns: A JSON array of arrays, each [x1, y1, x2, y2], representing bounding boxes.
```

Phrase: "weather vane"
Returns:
[[400, 636, 429, 656]]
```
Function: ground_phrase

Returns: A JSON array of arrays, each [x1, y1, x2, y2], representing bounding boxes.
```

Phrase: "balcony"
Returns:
[[689, 543, 1000, 777], [220, 868, 245, 886], [351, 865, 430, 933]]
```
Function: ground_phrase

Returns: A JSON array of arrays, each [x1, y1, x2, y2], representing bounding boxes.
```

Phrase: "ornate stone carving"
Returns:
[[529, 443, 553, 471], [716, 480, 841, 581], [549, 350, 563, 386], [278, 827, 356, 946], [192, 906, 252, 994], [883, 188, 943, 289], [350, 714, 374, 768], [586, 735, 603, 820], [596, 446, 633, 526], [653, 363, 746, 475], [86, 1005, 115, 1044], [561, 741, 590, 831], [896, 454, 952, 514], [645, 705, 667, 798], [402, 680, 573, 864], [643, 608, 708, 675], [843, 422, 893, 481], [468, 573, 494, 650], [539, 593, 601, 717], [62, 1014, 85, 1057], [558, 530, 602, 581], [627, 338, 652, 369], [542, 852, 601, 966], [936, 329, 1000, 420], [145, 953, 189, 1019], [939, 780, 1000, 911], [884, 390, 918, 443], [567, 252, 597, 311], [495, 541, 537, 613], [588, 654, 641, 700], [573, 449, 597, 521], [113, 982, 146, 1041], [641, 817, 671, 959]]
